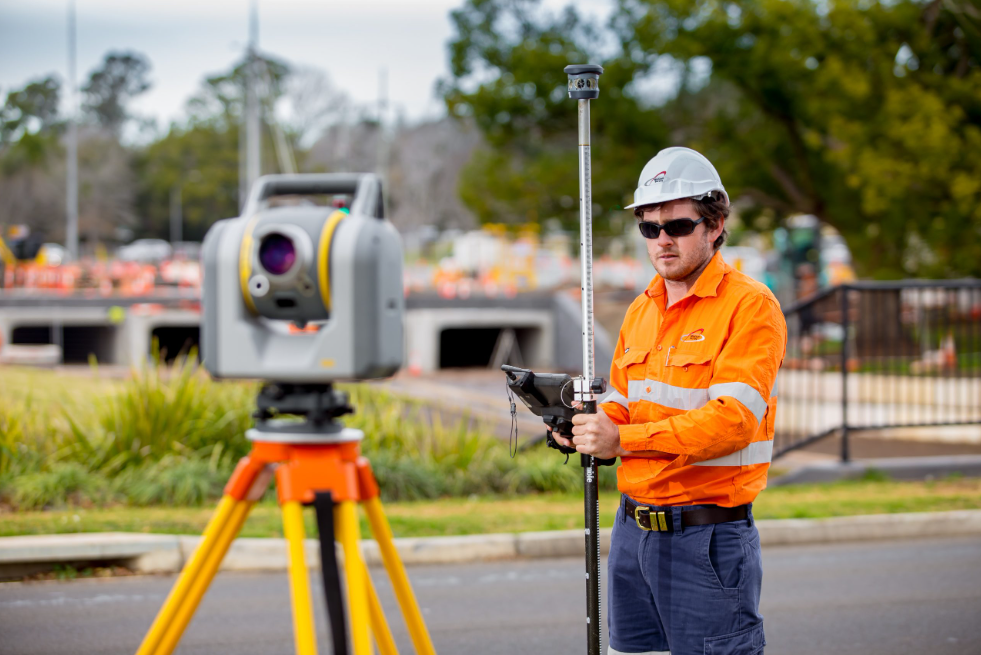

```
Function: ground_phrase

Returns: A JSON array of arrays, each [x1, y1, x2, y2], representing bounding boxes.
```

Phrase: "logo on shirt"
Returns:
[[680, 328, 705, 343]]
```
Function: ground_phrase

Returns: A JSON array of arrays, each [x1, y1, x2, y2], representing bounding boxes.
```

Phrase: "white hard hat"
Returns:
[[625, 146, 729, 209]]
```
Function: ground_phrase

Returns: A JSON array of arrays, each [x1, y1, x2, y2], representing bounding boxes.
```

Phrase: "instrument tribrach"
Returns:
[[135, 174, 434, 655]]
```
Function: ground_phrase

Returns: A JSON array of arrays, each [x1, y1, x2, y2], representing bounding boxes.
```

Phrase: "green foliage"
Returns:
[[0, 365, 611, 510], [0, 76, 63, 173], [9, 463, 110, 510], [133, 52, 296, 240], [61, 351, 254, 474], [0, 76, 61, 145], [444, 0, 981, 277], [134, 121, 242, 240], [81, 51, 152, 134], [443, 0, 666, 234], [186, 53, 291, 127], [860, 467, 891, 483], [115, 457, 228, 507]]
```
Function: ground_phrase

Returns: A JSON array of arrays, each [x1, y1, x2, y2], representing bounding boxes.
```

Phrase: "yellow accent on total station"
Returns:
[[239, 216, 261, 315], [317, 210, 347, 312], [320, 359, 335, 368]]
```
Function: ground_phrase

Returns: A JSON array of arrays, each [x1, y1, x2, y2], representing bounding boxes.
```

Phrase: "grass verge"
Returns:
[[3, 477, 980, 540]]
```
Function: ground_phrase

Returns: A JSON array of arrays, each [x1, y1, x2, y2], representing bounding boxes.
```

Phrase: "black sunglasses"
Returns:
[[637, 217, 706, 239]]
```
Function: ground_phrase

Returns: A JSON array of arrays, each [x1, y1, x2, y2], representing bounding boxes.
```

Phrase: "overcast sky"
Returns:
[[0, 0, 613, 134]]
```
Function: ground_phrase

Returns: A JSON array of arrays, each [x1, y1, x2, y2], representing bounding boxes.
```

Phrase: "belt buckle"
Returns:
[[635, 506, 652, 531], [635, 507, 669, 532]]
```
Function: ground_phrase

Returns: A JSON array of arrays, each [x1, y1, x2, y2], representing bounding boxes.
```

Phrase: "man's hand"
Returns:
[[550, 408, 625, 460]]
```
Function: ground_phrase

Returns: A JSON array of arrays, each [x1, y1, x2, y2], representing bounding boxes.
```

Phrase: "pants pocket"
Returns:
[[703, 622, 766, 655], [704, 523, 743, 591]]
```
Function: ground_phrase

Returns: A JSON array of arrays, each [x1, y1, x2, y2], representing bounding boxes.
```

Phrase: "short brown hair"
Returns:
[[633, 194, 730, 250]]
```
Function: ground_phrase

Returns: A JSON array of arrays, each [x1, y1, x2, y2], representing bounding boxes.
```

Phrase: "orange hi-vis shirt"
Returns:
[[599, 251, 787, 508]]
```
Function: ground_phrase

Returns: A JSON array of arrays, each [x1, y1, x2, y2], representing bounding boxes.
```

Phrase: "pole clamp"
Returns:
[[573, 376, 607, 403]]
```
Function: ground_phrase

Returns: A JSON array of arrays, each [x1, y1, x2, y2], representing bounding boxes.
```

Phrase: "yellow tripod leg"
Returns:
[[283, 501, 319, 655], [364, 558, 399, 655], [364, 497, 436, 655], [153, 498, 254, 655], [136, 495, 238, 655], [336, 501, 372, 655]]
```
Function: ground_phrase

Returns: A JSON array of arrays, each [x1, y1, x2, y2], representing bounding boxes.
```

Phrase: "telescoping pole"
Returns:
[[564, 63, 604, 655]]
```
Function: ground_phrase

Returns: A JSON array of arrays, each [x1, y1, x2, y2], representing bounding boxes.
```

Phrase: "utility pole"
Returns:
[[245, 0, 261, 197], [376, 68, 390, 216], [169, 184, 182, 244], [66, 0, 79, 259]]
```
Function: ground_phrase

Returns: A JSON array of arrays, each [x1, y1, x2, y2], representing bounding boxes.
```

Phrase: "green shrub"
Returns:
[[8, 462, 110, 510], [115, 456, 230, 506], [0, 362, 614, 509], [63, 352, 255, 473]]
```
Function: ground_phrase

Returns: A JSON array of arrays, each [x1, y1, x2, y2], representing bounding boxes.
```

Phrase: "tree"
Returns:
[[443, 0, 981, 278], [135, 54, 291, 240], [615, 0, 981, 277], [442, 0, 664, 234], [186, 53, 290, 129], [0, 73, 137, 246], [81, 51, 152, 135], [0, 75, 62, 167], [282, 66, 355, 148], [135, 123, 240, 242], [0, 76, 64, 238]]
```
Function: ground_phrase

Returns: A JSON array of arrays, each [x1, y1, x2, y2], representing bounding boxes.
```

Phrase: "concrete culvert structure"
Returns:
[[150, 326, 200, 363], [12, 324, 118, 364], [438, 326, 542, 369]]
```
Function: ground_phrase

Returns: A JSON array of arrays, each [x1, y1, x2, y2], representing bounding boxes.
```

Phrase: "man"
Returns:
[[552, 147, 787, 655]]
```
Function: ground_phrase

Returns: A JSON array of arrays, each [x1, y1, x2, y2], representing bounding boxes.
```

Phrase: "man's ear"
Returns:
[[709, 216, 725, 243]]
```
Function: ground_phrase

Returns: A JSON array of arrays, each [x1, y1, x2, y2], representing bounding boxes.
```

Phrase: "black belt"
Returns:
[[623, 496, 749, 532]]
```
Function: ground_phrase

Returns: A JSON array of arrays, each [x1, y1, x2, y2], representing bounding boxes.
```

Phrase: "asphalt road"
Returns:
[[1, 536, 979, 655]]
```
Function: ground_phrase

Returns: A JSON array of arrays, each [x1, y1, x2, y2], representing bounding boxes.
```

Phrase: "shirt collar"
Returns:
[[645, 250, 729, 301]]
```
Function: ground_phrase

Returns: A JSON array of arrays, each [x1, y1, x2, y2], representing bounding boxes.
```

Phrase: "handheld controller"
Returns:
[[502, 365, 616, 466]]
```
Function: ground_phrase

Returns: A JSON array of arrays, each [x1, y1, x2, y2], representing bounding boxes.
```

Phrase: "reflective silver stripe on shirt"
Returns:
[[627, 380, 710, 411], [708, 381, 768, 424], [625, 379, 767, 425], [693, 439, 773, 467], [600, 389, 629, 409], [608, 647, 670, 655]]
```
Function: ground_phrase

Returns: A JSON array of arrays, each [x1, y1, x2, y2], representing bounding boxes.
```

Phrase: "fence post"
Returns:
[[840, 285, 850, 463]]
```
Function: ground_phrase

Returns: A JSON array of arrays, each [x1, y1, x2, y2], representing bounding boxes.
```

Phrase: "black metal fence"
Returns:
[[775, 280, 981, 461]]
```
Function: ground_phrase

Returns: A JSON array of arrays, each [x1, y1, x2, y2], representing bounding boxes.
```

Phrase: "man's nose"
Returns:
[[655, 228, 674, 248]]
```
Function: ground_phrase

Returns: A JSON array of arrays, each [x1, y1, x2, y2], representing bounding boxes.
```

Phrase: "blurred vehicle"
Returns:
[[37, 243, 71, 266], [1, 226, 48, 289], [116, 238, 173, 263], [172, 241, 202, 261]]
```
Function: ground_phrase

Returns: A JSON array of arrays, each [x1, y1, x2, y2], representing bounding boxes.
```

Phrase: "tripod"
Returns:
[[135, 384, 436, 655]]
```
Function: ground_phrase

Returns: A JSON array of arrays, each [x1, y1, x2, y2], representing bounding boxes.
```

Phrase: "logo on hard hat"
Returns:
[[644, 171, 667, 186]]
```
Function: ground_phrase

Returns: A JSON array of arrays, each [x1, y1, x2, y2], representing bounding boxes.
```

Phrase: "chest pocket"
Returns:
[[664, 347, 713, 386], [665, 349, 711, 368], [614, 348, 650, 378]]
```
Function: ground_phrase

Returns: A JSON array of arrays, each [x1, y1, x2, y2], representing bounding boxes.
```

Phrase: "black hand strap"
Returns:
[[314, 491, 349, 655]]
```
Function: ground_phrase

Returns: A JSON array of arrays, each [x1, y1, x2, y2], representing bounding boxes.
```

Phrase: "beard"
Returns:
[[650, 239, 715, 282]]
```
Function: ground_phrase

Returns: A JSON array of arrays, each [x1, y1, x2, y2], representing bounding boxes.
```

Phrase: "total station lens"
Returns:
[[258, 233, 297, 276]]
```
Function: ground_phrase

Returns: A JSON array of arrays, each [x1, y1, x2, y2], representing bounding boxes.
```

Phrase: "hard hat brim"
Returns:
[[625, 189, 729, 210]]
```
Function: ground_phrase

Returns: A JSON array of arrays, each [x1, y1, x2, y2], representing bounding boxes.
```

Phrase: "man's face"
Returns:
[[638, 199, 722, 281]]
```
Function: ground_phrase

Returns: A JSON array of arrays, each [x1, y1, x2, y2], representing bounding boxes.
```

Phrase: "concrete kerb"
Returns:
[[2, 510, 979, 578], [770, 454, 981, 486]]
